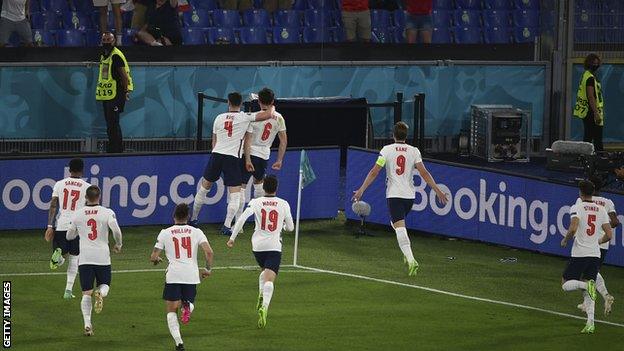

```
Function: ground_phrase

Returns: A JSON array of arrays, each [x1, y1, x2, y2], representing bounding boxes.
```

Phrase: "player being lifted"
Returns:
[[352, 122, 447, 276], [227, 175, 294, 328], [190, 91, 276, 235], [237, 88, 288, 223], [44, 158, 91, 299], [574, 176, 619, 316], [561, 180, 613, 334], [151, 203, 214, 351], [66, 185, 123, 336]]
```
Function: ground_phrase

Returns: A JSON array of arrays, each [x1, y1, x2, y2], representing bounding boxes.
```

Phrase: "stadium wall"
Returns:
[[0, 147, 340, 230], [344, 147, 624, 267]]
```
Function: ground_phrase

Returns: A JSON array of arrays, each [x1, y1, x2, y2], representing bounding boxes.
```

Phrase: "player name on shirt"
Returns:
[[395, 146, 408, 152], [85, 209, 98, 215], [170, 227, 192, 235], [64, 180, 84, 187], [262, 200, 278, 207]]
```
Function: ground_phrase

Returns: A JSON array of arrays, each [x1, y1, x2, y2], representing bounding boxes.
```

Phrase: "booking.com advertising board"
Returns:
[[0, 148, 339, 230], [345, 148, 624, 267]]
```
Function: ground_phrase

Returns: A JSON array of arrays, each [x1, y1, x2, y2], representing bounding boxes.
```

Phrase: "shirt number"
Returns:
[[396, 155, 406, 175], [261, 209, 279, 232], [224, 121, 233, 137], [173, 236, 192, 259], [62, 189, 81, 211], [261, 123, 272, 141], [586, 214, 596, 236], [87, 218, 98, 240]]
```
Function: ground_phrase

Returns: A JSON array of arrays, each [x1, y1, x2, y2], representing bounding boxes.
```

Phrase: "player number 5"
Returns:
[[586, 214, 596, 236]]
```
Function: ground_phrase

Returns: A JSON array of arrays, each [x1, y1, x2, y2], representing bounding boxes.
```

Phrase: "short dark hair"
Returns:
[[579, 180, 595, 197], [589, 175, 603, 193], [258, 88, 275, 105], [583, 53, 601, 70], [263, 175, 278, 194], [393, 122, 408, 141], [86, 185, 101, 202], [228, 92, 242, 107], [69, 158, 84, 173], [174, 203, 190, 221]]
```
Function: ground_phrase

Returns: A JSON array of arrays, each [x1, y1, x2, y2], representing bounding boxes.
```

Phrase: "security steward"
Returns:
[[96, 32, 133, 153], [574, 53, 604, 152]]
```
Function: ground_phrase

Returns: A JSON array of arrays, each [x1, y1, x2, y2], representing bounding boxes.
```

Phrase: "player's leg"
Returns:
[[581, 258, 599, 333], [63, 234, 80, 299], [251, 156, 267, 198], [595, 249, 614, 315], [111, 1, 124, 44], [236, 158, 252, 224], [388, 198, 418, 276], [253, 251, 267, 311], [258, 251, 280, 328], [561, 259, 596, 300], [191, 155, 220, 224], [94, 0, 108, 33], [180, 284, 197, 325], [222, 156, 244, 234], [163, 284, 184, 349], [50, 231, 67, 270], [93, 265, 112, 313], [79, 265, 95, 336]]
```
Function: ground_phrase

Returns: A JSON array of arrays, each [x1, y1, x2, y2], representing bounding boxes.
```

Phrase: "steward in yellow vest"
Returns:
[[574, 53, 604, 151]]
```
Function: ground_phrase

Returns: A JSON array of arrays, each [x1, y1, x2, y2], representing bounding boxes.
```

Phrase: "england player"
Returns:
[[236, 88, 287, 222], [561, 180, 613, 334], [352, 122, 447, 276], [44, 158, 91, 299], [227, 175, 294, 329], [151, 203, 214, 351], [574, 176, 619, 316], [66, 185, 123, 336], [190, 91, 276, 235]]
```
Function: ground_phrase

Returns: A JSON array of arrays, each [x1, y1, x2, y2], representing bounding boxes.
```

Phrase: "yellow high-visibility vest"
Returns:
[[96, 47, 133, 101], [573, 70, 604, 126]]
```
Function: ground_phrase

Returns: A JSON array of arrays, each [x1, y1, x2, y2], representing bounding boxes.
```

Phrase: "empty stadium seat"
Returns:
[[63, 11, 93, 30], [57, 29, 84, 47], [432, 10, 451, 27], [121, 28, 137, 46], [84, 29, 101, 47], [433, 0, 453, 10], [292, 0, 308, 11], [431, 26, 452, 43], [183, 9, 211, 28], [603, 0, 623, 11], [574, 27, 601, 43], [182, 27, 207, 45], [454, 10, 481, 27], [483, 10, 510, 27], [239, 27, 269, 44], [332, 26, 346, 42], [302, 27, 332, 42], [274, 10, 302, 27], [484, 0, 512, 10], [484, 26, 511, 43], [308, 0, 336, 10], [243, 10, 272, 27], [41, 0, 70, 14], [371, 27, 392, 43], [272, 26, 301, 43], [30, 0, 43, 12], [190, 0, 218, 10], [332, 10, 343, 26], [513, 0, 539, 10], [32, 29, 55, 46], [7, 32, 21, 47], [541, 10, 555, 30], [207, 27, 236, 44], [31, 11, 62, 31], [393, 10, 406, 28], [454, 26, 482, 43], [393, 27, 405, 43], [304, 10, 332, 27], [604, 26, 624, 43], [513, 26, 538, 42], [575, 10, 600, 27], [455, 0, 482, 10], [74, 0, 95, 14], [213, 10, 241, 28], [371, 9, 391, 28], [512, 9, 539, 27]]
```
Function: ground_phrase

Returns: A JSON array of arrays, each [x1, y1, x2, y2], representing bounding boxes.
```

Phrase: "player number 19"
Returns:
[[261, 209, 279, 231]]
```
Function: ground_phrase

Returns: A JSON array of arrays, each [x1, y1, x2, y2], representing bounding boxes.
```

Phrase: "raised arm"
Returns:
[[228, 207, 254, 246], [561, 216, 580, 247], [45, 196, 59, 241], [254, 105, 275, 121], [415, 162, 448, 205], [272, 131, 287, 170], [352, 164, 383, 202]]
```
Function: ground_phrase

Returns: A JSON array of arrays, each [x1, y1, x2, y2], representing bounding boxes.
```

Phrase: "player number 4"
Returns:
[[224, 121, 233, 137]]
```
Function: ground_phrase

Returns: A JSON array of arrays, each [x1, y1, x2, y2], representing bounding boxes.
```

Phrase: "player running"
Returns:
[[66, 185, 123, 336], [44, 158, 91, 299], [190, 91, 276, 235], [574, 176, 619, 316], [151, 203, 214, 351], [352, 122, 447, 277], [227, 175, 294, 329], [561, 180, 613, 334]]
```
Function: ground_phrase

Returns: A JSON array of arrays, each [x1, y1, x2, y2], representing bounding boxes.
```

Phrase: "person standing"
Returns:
[[342, 0, 371, 42], [404, 0, 432, 44], [574, 53, 604, 151], [96, 32, 133, 153], [94, 0, 126, 45], [0, 0, 33, 47]]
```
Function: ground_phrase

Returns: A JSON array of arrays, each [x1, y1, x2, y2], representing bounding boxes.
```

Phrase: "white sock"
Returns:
[[258, 271, 265, 293], [562, 280, 588, 291], [188, 302, 195, 313], [253, 183, 265, 198], [596, 273, 609, 299], [81, 295, 92, 328], [65, 255, 78, 291], [235, 189, 246, 222], [224, 192, 241, 228], [167, 312, 183, 345], [262, 281, 274, 309], [57, 255, 66, 266], [583, 291, 595, 325], [395, 227, 415, 263], [191, 185, 209, 221], [97, 284, 110, 298]]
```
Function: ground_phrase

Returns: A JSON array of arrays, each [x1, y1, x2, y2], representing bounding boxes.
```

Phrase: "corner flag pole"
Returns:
[[293, 168, 303, 267]]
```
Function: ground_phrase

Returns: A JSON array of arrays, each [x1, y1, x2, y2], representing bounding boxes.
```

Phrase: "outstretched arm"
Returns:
[[254, 105, 275, 121], [352, 164, 382, 202], [415, 162, 448, 205]]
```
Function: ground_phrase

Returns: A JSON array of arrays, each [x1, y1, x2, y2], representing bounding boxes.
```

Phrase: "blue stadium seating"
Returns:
[[74, 0, 95, 14], [207, 27, 236, 44], [483, 10, 510, 27], [182, 27, 207, 45], [574, 27, 601, 43], [57, 29, 84, 47], [454, 26, 482, 43], [122, 10, 133, 29], [512, 9, 539, 27], [484, 26, 511, 43], [183, 9, 211, 28], [190, 0, 218, 10], [603, 12, 624, 27], [32, 29, 55, 46], [371, 27, 392, 43], [433, 0, 453, 10], [274, 10, 302, 27], [239, 27, 269, 44], [63, 11, 93, 31], [513, 26, 538, 42], [30, 0, 42, 12], [121, 28, 137, 46], [454, 10, 481, 27], [84, 29, 101, 47], [332, 26, 346, 42], [304, 10, 332, 27], [393, 27, 405, 43], [371, 10, 392, 28], [292, 0, 308, 11], [541, 10, 555, 30], [31, 11, 62, 31], [393, 10, 406, 28], [484, 0, 512, 10], [513, 0, 539, 10], [574, 0, 601, 11], [575, 10, 600, 27], [302, 27, 332, 43], [603, 0, 623, 11], [308, 0, 336, 10], [432, 26, 452, 43], [41, 0, 70, 14], [603, 27, 624, 43], [332, 10, 343, 27], [213, 10, 241, 28], [243, 10, 272, 27], [7, 32, 21, 47], [432, 10, 451, 27], [272, 27, 301, 43], [456, 0, 482, 10]]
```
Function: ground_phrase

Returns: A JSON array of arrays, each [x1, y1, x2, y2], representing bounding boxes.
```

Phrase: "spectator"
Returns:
[[0, 0, 33, 47], [404, 0, 432, 44], [137, 0, 181, 46], [94, 0, 127, 45], [263, 0, 291, 13], [219, 0, 253, 11], [342, 0, 370, 42], [131, 0, 153, 30]]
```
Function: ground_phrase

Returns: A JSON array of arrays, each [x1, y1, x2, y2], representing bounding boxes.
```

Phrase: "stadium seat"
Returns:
[[302, 26, 332, 43], [30, 0, 43, 12], [121, 28, 137, 46], [512, 9, 539, 27], [484, 0, 512, 10], [63, 11, 93, 31], [57, 29, 84, 47], [84, 29, 101, 47], [484, 26, 511, 43], [513, 26, 538, 43], [371, 27, 392, 43], [73, 0, 95, 14], [7, 32, 21, 47], [32, 29, 55, 46], [332, 26, 346, 42], [182, 27, 207, 45], [292, 0, 308, 11], [41, 0, 71, 14], [603, 0, 623, 12], [432, 10, 451, 27], [604, 27, 624, 43], [574, 27, 601, 43], [541, 10, 555, 30], [304, 10, 332, 27], [393, 10, 406, 28], [183, 9, 211, 28], [31, 11, 61, 31], [190, 0, 218, 10], [239, 27, 269, 44], [332, 10, 343, 27], [308, 0, 336, 10], [212, 10, 241, 28], [454, 10, 481, 27], [431, 26, 452, 43], [455, 0, 482, 10], [575, 10, 600, 28], [603, 12, 624, 27], [371, 9, 391, 28], [432, 0, 453, 10], [274, 10, 302, 27], [122, 10, 133, 29], [253, 0, 263, 9], [513, 0, 539, 10], [206, 27, 236, 44], [393, 27, 405, 43], [272, 26, 301, 43], [454, 26, 482, 43], [483, 10, 510, 27], [243, 10, 272, 27]]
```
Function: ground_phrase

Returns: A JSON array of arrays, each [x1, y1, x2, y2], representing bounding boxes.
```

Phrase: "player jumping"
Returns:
[[189, 91, 276, 235], [227, 175, 294, 328], [561, 180, 613, 334], [45, 158, 91, 299], [352, 122, 447, 276], [151, 203, 214, 351], [66, 185, 123, 336]]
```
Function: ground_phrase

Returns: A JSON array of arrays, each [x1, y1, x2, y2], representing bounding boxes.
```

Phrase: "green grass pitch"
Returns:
[[1, 215, 623, 351]]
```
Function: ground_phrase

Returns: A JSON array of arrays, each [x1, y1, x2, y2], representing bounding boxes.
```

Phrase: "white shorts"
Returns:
[[93, 0, 126, 6]]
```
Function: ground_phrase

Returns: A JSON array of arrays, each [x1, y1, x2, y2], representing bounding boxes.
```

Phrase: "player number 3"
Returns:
[[87, 218, 98, 240]]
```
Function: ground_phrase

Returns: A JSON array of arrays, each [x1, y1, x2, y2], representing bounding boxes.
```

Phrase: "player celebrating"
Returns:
[[227, 175, 294, 329], [44, 158, 91, 299], [151, 203, 214, 351], [561, 180, 613, 334], [190, 91, 275, 235], [352, 122, 447, 276], [66, 185, 123, 336], [574, 176, 619, 316]]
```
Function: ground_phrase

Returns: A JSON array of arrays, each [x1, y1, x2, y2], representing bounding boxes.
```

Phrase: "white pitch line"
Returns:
[[0, 265, 296, 277], [294, 264, 624, 328]]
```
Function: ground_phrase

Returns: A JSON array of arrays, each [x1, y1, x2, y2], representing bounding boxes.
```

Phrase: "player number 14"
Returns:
[[173, 236, 192, 259]]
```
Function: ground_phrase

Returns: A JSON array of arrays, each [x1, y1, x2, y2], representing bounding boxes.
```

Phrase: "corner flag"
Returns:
[[300, 149, 316, 189]]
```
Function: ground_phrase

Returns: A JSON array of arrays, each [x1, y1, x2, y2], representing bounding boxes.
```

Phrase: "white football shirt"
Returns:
[[569, 201, 609, 258], [574, 196, 616, 249], [211, 111, 257, 158], [66, 205, 121, 266], [155, 225, 209, 284], [230, 196, 294, 252], [51, 177, 91, 231], [247, 112, 286, 160], [377, 143, 423, 199]]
